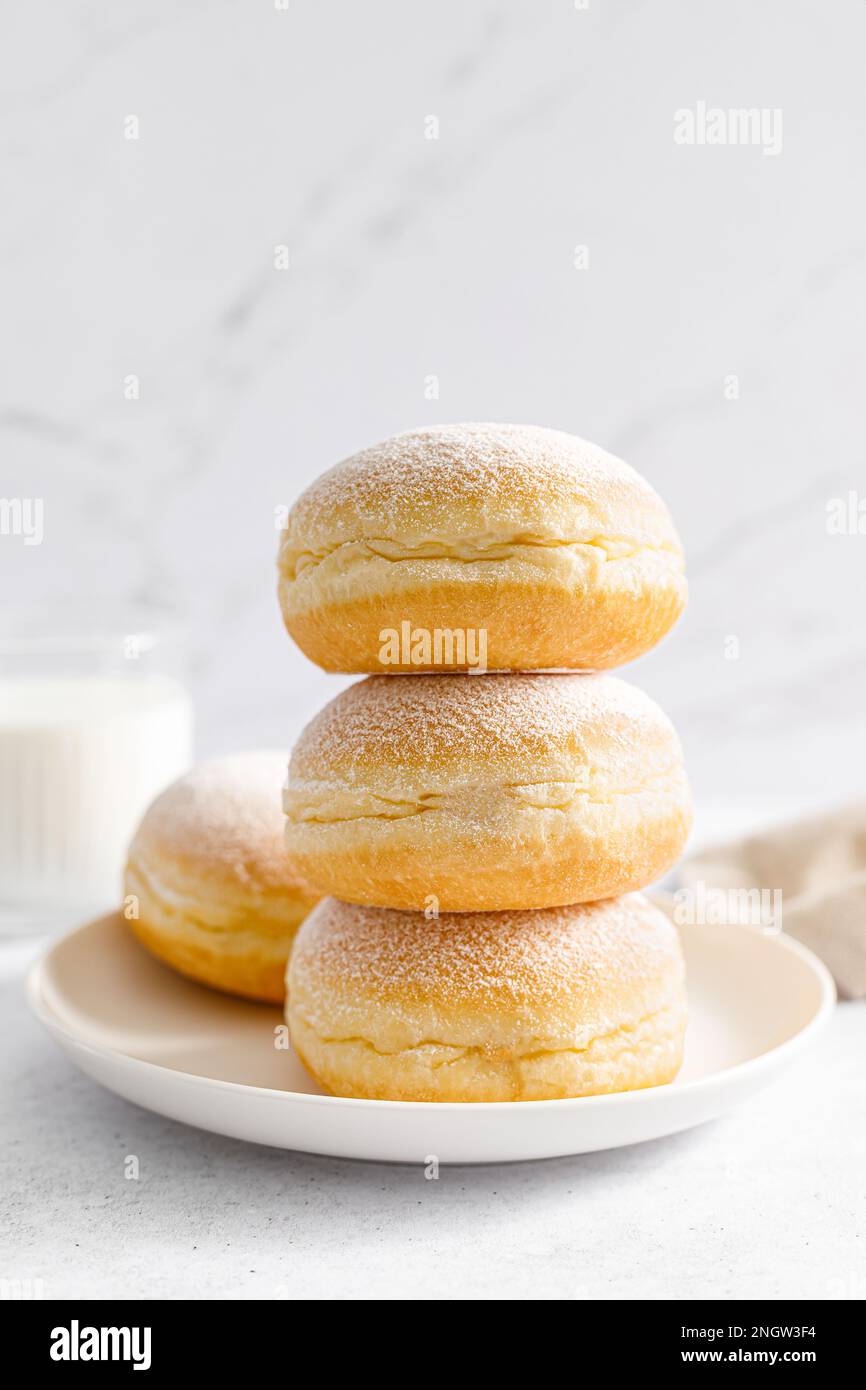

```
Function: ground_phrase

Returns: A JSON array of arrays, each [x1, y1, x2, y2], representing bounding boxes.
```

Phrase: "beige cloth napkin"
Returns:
[[671, 803, 866, 1000]]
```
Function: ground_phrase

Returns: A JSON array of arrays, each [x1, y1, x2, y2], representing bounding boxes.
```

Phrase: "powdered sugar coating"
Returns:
[[284, 423, 680, 547], [289, 671, 677, 779], [130, 750, 308, 893], [291, 893, 683, 1013]]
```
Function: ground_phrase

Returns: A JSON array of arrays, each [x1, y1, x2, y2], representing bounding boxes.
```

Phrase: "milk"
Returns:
[[0, 675, 193, 927]]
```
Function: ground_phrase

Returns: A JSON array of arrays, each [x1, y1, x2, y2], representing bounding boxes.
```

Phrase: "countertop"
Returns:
[[3, 922, 863, 1301]]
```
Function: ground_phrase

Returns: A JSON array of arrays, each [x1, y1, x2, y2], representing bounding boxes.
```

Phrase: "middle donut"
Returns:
[[283, 672, 691, 912]]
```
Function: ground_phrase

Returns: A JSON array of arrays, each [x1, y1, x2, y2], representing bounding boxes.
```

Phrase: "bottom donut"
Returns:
[[286, 894, 686, 1103]]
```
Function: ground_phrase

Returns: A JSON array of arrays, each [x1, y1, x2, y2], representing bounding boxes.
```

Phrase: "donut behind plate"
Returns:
[[283, 672, 692, 912], [287, 894, 687, 1102], [125, 752, 318, 1003]]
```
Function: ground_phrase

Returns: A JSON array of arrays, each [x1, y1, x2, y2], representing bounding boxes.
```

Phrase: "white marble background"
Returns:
[[4, 0, 866, 819]]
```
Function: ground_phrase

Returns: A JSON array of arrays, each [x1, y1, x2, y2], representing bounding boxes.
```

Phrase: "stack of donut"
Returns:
[[124, 423, 691, 1105], [280, 423, 691, 1102]]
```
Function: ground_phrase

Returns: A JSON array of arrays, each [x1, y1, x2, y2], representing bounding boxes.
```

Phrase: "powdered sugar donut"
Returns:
[[125, 752, 318, 1003], [283, 672, 691, 911], [287, 894, 687, 1102], [277, 423, 686, 673]]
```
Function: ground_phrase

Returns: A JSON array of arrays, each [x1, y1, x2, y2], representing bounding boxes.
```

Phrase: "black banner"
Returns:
[[3, 1299, 859, 1372]]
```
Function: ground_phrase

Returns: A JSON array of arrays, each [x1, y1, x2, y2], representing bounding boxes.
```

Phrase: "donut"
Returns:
[[283, 672, 691, 912], [287, 894, 687, 1102], [277, 423, 686, 673], [125, 752, 318, 1003]]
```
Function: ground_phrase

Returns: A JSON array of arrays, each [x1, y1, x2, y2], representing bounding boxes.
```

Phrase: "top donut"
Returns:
[[277, 423, 686, 673]]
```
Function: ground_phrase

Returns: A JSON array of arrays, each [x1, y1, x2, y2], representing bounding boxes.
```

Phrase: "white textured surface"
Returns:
[[2, 933, 863, 1300]]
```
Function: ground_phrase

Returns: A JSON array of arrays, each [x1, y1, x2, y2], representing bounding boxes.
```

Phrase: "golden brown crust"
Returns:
[[125, 752, 318, 1003], [283, 673, 692, 911], [277, 424, 686, 672], [287, 895, 687, 1101]]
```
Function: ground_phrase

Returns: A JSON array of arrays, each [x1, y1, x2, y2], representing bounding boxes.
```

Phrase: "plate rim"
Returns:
[[26, 914, 837, 1115]]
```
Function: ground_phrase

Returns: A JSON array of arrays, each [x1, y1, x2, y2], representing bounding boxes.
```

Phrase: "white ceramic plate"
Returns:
[[28, 913, 834, 1164]]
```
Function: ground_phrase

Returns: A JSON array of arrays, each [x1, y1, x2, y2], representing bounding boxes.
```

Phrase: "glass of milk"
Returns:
[[0, 603, 194, 932]]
